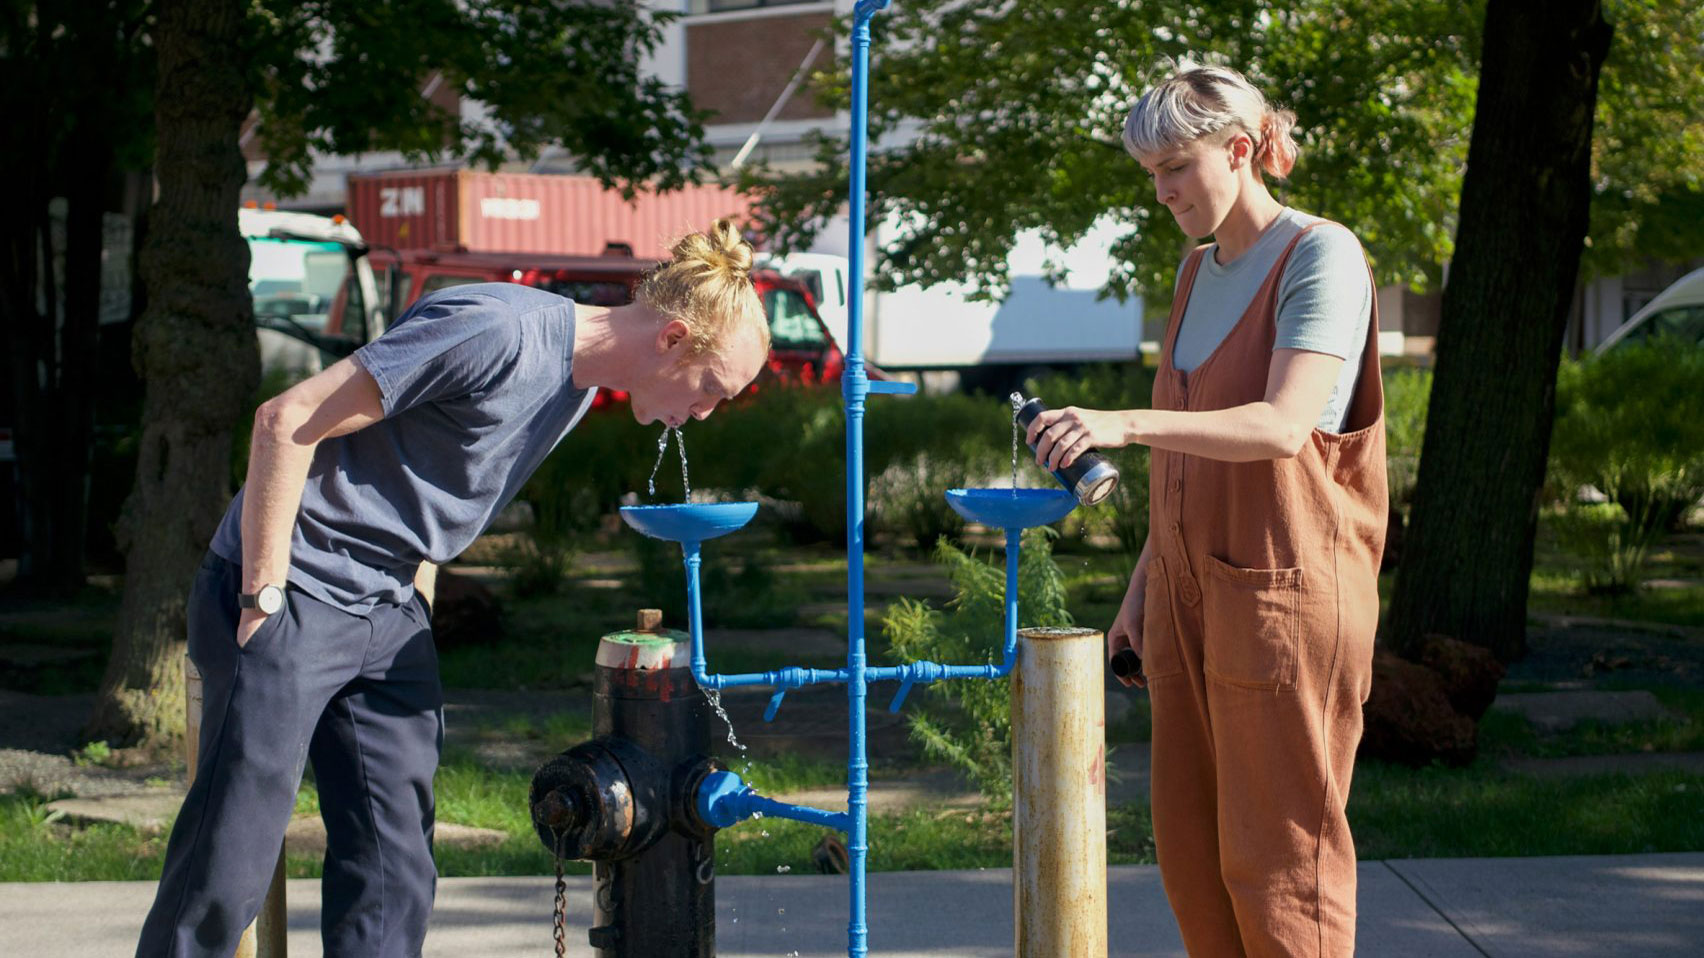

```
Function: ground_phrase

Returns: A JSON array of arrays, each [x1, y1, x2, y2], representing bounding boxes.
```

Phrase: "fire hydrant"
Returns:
[[529, 609, 724, 956]]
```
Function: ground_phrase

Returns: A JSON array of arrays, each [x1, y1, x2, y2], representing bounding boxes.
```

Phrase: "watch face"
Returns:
[[258, 585, 285, 616]]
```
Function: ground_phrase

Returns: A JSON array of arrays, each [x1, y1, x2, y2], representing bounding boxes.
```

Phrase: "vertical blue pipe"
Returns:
[[845, 5, 884, 956], [684, 542, 723, 690]]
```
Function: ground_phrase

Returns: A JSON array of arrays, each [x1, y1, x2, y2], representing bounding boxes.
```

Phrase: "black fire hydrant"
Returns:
[[529, 610, 723, 957]]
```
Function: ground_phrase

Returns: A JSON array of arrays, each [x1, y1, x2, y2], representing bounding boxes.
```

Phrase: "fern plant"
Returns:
[[882, 529, 1075, 804]]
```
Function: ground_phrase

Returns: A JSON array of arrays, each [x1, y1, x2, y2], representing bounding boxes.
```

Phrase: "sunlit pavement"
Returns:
[[4, 853, 1702, 956]]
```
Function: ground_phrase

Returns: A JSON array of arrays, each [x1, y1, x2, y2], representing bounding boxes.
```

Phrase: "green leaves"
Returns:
[[882, 529, 1074, 802], [247, 0, 713, 198], [746, 0, 1702, 301]]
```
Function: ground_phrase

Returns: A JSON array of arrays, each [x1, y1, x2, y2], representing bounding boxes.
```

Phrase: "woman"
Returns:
[[1028, 65, 1386, 957]]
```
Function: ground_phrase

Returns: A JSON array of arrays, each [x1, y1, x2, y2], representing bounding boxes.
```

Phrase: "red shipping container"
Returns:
[[345, 168, 754, 260]]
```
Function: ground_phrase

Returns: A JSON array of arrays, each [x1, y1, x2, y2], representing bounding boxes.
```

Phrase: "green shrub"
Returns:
[[882, 530, 1074, 804], [1383, 367, 1432, 511], [1548, 340, 1704, 591], [1022, 362, 1154, 411], [630, 532, 802, 629], [1547, 502, 1658, 595]]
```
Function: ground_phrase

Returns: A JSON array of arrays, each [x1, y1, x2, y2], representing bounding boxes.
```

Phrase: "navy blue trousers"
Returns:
[[137, 553, 443, 958]]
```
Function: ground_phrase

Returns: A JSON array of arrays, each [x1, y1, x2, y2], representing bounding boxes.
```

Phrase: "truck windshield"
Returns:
[[765, 288, 828, 351], [248, 236, 354, 334]]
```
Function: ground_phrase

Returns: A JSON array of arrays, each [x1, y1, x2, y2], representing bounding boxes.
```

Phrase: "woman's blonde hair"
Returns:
[[1122, 63, 1299, 180], [637, 218, 770, 357]]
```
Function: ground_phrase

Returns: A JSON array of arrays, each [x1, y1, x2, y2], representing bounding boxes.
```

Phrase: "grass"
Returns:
[[1527, 523, 1704, 629], [1479, 687, 1704, 758], [0, 790, 169, 882], [9, 763, 1703, 882], [1348, 763, 1704, 859], [5, 514, 1704, 883]]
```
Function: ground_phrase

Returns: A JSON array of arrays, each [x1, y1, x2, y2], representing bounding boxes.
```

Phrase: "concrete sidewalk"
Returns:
[[3, 854, 1701, 956]]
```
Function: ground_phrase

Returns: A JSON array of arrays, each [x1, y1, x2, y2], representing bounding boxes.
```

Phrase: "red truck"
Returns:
[[329, 245, 852, 405], [250, 170, 864, 400], [383, 247, 854, 401]]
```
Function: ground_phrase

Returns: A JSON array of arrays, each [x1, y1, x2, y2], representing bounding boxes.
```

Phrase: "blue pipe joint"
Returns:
[[887, 660, 946, 712], [695, 769, 755, 830], [853, 0, 893, 20], [842, 363, 869, 404]]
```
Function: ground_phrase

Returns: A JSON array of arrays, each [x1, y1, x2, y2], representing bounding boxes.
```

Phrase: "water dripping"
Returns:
[[646, 427, 671, 499], [676, 427, 692, 500], [1009, 391, 1026, 495], [704, 687, 748, 756], [645, 426, 693, 501]]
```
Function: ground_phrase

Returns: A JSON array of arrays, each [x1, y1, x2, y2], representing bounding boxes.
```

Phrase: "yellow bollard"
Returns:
[[1011, 627, 1108, 958], [185, 657, 288, 957]]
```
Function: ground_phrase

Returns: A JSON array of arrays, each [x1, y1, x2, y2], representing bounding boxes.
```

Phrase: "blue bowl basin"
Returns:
[[946, 488, 1078, 529], [620, 502, 760, 543]]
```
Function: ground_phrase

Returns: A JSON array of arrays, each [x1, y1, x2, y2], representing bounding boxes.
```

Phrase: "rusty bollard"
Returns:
[[1011, 626, 1108, 957]]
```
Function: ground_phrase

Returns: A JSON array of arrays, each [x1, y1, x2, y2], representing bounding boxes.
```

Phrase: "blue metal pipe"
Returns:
[[684, 532, 1020, 711], [697, 769, 852, 832], [843, 4, 890, 953]]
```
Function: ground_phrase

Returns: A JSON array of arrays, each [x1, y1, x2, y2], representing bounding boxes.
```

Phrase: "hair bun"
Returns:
[[671, 218, 753, 278]]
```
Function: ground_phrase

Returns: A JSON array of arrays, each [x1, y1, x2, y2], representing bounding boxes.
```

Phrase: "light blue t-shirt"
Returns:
[[1171, 207, 1372, 432], [212, 283, 596, 612]]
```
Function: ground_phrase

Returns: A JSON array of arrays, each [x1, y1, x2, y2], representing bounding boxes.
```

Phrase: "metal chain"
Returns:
[[552, 829, 569, 958]]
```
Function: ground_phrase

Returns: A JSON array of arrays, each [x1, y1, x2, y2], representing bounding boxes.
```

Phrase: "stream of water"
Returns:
[[646, 426, 693, 501]]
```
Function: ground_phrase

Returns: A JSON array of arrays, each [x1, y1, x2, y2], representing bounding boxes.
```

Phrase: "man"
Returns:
[[137, 220, 769, 957]]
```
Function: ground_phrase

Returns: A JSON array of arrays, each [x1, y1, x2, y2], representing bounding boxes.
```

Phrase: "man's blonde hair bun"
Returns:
[[638, 218, 769, 356]]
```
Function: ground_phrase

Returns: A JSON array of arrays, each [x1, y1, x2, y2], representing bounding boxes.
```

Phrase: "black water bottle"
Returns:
[[1014, 395, 1121, 507]]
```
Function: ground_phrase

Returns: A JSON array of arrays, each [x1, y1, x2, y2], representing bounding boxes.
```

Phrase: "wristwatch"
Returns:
[[238, 584, 286, 616]]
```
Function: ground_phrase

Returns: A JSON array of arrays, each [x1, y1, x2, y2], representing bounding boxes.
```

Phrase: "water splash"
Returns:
[[1009, 391, 1026, 495], [645, 426, 694, 501], [704, 687, 747, 756], [646, 427, 671, 498], [676, 427, 692, 501]]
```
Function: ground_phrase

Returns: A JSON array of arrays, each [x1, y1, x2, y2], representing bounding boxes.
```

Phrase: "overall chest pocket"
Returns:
[[1201, 555, 1302, 691]]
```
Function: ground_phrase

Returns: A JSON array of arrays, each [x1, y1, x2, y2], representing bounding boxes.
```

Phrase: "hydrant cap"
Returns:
[[596, 631, 690, 671]]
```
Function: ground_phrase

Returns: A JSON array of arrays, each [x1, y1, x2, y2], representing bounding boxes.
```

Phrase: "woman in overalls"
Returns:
[[1027, 64, 1387, 957]]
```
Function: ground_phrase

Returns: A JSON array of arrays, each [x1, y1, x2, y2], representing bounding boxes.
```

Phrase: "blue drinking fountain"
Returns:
[[528, 3, 1103, 955]]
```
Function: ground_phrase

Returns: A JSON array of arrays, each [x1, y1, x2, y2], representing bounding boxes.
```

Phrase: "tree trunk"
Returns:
[[1386, 0, 1611, 663], [34, 142, 108, 593], [1, 4, 141, 597], [87, 0, 257, 749]]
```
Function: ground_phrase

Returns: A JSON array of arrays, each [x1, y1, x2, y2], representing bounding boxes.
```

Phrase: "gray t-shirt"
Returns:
[[212, 283, 596, 612], [1171, 207, 1372, 432]]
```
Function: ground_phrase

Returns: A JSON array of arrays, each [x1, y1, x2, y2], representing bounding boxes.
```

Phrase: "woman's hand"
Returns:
[[1026, 406, 1131, 471], [1107, 567, 1147, 689]]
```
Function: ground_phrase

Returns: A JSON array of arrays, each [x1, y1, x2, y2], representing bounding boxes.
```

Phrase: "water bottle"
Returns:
[[1014, 395, 1121, 507]]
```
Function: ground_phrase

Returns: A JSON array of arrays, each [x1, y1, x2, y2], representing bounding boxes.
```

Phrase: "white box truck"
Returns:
[[761, 217, 1147, 392]]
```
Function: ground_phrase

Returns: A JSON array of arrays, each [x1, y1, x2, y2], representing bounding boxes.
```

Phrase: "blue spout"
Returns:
[[697, 770, 850, 832]]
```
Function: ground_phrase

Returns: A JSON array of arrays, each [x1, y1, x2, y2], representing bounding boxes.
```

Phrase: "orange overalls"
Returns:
[[1143, 223, 1387, 957]]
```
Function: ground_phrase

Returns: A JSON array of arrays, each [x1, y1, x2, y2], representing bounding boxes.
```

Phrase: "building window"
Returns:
[[691, 0, 821, 13]]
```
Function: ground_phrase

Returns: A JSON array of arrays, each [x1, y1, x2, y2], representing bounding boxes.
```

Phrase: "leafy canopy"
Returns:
[[248, 0, 713, 197], [745, 0, 1703, 301]]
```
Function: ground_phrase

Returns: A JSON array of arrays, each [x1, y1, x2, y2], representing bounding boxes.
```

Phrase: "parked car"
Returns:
[[1595, 265, 1704, 353]]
